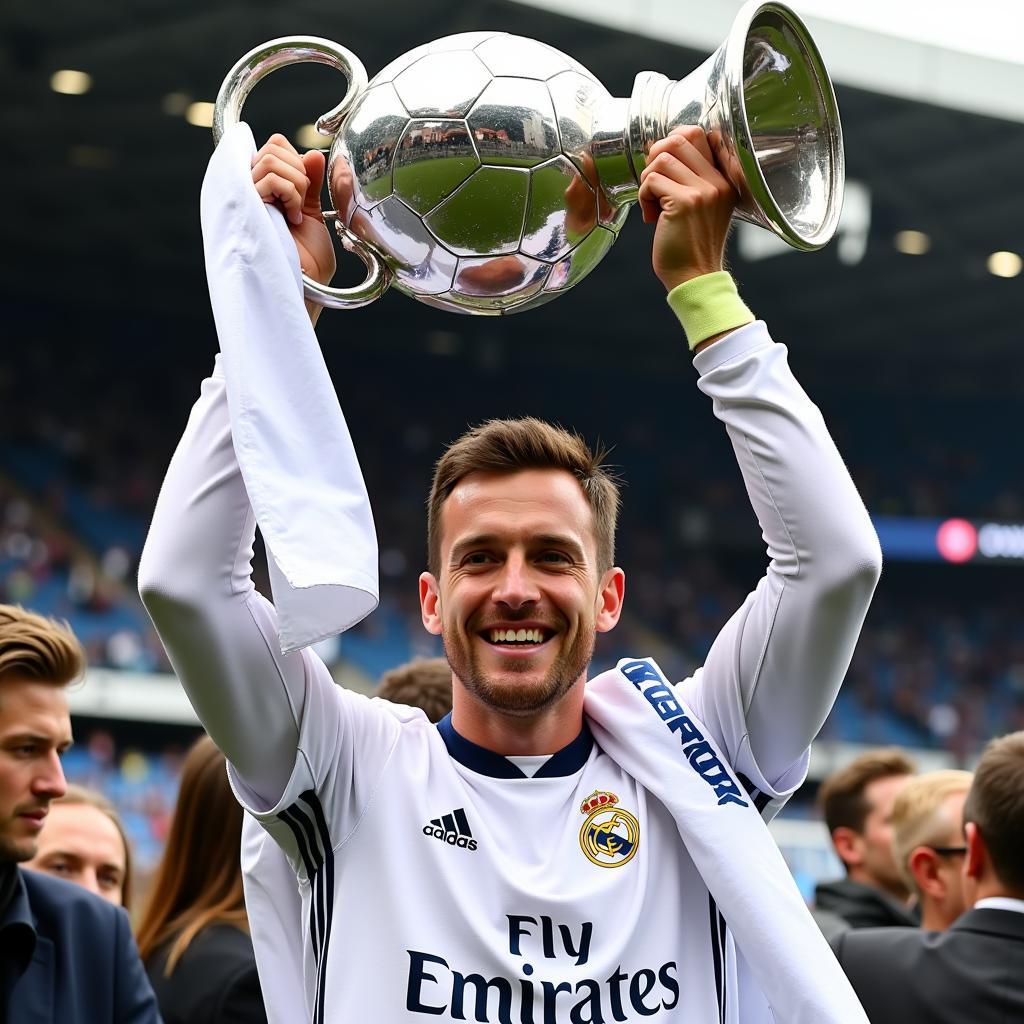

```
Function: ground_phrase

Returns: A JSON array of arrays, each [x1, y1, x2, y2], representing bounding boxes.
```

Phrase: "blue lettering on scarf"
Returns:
[[619, 660, 749, 808]]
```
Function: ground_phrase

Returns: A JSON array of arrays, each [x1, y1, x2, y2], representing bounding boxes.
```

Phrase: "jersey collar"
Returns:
[[436, 714, 593, 779]]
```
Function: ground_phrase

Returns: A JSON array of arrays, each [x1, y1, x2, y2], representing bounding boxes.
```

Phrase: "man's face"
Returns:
[[0, 680, 72, 863], [420, 469, 623, 717], [858, 774, 912, 895], [930, 790, 969, 921], [25, 802, 126, 906]]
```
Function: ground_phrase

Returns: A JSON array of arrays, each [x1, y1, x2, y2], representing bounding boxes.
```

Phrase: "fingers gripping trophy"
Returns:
[[214, 0, 843, 315]]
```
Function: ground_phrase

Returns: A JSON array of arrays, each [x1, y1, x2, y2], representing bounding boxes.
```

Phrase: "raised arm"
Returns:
[[138, 135, 340, 806], [640, 128, 882, 786]]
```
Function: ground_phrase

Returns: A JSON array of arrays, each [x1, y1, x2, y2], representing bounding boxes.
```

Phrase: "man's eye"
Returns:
[[539, 551, 571, 564], [463, 552, 493, 566], [99, 875, 120, 890], [49, 862, 71, 875]]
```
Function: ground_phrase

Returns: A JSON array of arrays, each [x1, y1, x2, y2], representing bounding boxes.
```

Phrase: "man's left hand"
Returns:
[[638, 126, 738, 292]]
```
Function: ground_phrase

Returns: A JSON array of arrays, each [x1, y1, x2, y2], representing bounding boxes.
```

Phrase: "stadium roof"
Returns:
[[3, 0, 1023, 384]]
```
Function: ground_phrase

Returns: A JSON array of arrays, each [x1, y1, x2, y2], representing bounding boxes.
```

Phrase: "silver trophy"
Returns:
[[214, 1, 843, 315]]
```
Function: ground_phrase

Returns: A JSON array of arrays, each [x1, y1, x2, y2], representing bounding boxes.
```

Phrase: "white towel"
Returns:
[[199, 122, 378, 653], [585, 658, 869, 1024]]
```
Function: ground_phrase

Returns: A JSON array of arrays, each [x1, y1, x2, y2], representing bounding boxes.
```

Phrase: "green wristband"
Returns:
[[666, 272, 756, 351]]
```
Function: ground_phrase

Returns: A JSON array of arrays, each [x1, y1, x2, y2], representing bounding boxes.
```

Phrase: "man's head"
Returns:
[[962, 731, 1024, 904], [818, 748, 916, 900], [420, 418, 624, 719], [24, 784, 131, 908], [0, 605, 83, 864], [377, 657, 453, 724], [890, 770, 972, 930]]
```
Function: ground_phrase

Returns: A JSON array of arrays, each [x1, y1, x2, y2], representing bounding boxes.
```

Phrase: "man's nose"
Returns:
[[33, 751, 67, 801], [492, 554, 540, 608]]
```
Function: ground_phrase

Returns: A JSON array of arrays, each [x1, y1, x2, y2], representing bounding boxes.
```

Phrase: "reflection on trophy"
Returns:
[[214, 0, 844, 314]]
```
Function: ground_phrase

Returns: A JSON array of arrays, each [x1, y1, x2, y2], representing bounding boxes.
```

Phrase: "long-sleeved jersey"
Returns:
[[139, 322, 881, 1023]]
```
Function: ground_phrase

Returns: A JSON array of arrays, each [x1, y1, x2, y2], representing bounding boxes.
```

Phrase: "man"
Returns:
[[834, 732, 1024, 1023], [815, 748, 917, 930], [0, 604, 159, 1022], [25, 783, 132, 908], [139, 127, 881, 1021], [890, 770, 972, 932]]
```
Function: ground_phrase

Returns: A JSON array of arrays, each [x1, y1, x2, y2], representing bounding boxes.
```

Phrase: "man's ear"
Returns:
[[964, 821, 985, 881], [595, 567, 625, 633], [831, 827, 864, 870], [419, 573, 442, 636], [908, 846, 942, 899]]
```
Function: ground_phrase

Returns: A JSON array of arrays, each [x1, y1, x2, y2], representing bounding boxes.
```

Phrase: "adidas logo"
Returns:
[[423, 807, 478, 851]]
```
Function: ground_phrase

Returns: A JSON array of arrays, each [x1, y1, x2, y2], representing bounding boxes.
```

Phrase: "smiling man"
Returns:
[[140, 127, 881, 1022], [0, 604, 158, 1022]]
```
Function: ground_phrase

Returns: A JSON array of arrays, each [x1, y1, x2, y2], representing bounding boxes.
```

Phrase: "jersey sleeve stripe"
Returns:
[[708, 893, 726, 1023], [277, 792, 336, 1024]]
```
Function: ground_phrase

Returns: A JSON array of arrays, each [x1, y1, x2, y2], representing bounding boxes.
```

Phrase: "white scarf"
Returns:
[[205, 125, 866, 1023]]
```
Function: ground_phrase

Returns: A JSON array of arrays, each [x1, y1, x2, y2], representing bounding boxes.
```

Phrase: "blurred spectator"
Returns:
[[376, 656, 452, 723], [814, 749, 918, 932], [891, 770, 973, 932], [0, 604, 158, 1021], [834, 732, 1024, 1023], [137, 735, 266, 1024], [24, 782, 132, 909]]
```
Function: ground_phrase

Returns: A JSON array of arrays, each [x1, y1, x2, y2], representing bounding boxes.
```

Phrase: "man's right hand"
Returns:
[[251, 134, 337, 288]]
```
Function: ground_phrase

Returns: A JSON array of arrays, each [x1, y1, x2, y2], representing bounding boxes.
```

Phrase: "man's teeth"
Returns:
[[489, 628, 545, 644]]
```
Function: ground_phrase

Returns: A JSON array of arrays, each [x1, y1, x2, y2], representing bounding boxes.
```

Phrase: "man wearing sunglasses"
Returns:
[[834, 733, 1024, 1023]]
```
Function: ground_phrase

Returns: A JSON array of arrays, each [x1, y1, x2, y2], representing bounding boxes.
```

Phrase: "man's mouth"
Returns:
[[479, 625, 556, 649]]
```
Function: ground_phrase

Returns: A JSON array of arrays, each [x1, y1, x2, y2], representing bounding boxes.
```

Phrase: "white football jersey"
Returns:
[[231, 661, 806, 1024], [140, 323, 880, 1023]]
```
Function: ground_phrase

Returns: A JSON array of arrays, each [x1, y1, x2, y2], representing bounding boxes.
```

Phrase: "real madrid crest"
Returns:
[[579, 790, 640, 868]]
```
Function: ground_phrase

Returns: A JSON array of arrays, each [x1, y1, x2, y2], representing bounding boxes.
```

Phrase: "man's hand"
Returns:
[[251, 134, 337, 291], [638, 126, 738, 292]]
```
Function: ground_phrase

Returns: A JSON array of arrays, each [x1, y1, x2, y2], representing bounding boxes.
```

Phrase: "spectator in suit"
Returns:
[[890, 770, 973, 932], [137, 734, 267, 1024], [0, 604, 159, 1022], [814, 748, 918, 931], [24, 783, 133, 909], [834, 731, 1024, 1023]]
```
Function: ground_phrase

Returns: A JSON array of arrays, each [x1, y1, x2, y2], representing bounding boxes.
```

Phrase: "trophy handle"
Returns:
[[213, 36, 391, 309]]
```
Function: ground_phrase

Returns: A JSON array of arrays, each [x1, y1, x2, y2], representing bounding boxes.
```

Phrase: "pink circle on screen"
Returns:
[[936, 519, 977, 563]]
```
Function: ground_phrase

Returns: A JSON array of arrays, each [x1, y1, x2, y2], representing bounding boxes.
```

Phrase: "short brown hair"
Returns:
[[377, 657, 453, 723], [963, 732, 1024, 894], [0, 604, 85, 688], [818, 748, 916, 836], [54, 783, 134, 910], [891, 770, 973, 895], [427, 417, 620, 577]]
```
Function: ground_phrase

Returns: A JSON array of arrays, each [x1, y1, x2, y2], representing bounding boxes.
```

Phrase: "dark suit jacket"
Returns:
[[815, 877, 919, 929], [146, 923, 267, 1024], [834, 907, 1024, 1024], [1, 868, 160, 1024]]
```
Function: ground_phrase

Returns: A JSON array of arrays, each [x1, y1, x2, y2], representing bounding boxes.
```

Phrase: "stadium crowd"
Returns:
[[3, 343, 1022, 758]]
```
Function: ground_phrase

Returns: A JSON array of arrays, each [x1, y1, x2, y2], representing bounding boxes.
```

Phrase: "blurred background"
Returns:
[[2, 0, 1022, 900]]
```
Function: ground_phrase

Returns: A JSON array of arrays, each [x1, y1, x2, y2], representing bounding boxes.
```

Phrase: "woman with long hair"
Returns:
[[136, 735, 266, 1023]]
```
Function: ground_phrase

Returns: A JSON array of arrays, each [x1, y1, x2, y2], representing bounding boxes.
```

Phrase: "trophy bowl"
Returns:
[[214, 2, 843, 315]]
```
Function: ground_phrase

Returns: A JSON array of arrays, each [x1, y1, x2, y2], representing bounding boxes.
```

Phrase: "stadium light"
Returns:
[[894, 230, 930, 255], [185, 101, 215, 127], [50, 70, 92, 95], [988, 251, 1023, 278]]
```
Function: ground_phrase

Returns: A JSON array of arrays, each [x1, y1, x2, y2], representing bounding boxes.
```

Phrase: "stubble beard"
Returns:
[[443, 620, 595, 717]]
